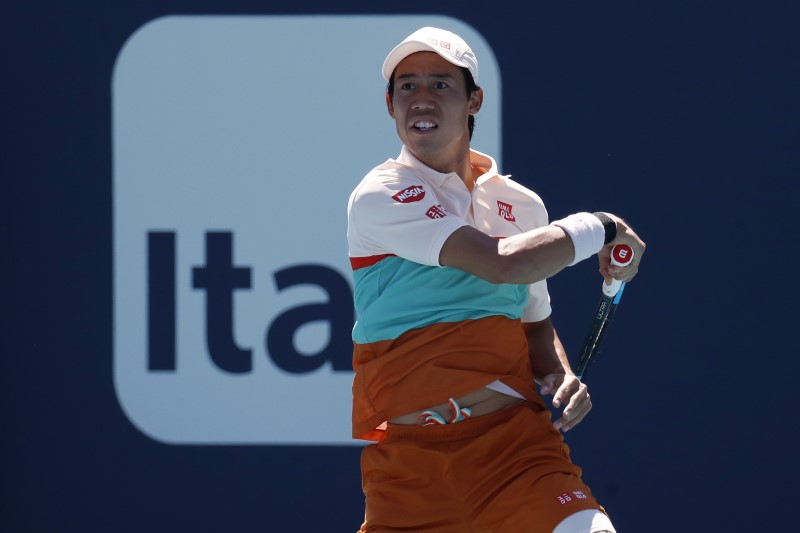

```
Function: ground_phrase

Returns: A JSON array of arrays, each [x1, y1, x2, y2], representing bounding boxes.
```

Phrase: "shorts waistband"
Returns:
[[384, 401, 536, 444]]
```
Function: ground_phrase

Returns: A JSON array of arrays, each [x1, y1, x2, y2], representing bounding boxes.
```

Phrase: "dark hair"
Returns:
[[386, 67, 480, 139]]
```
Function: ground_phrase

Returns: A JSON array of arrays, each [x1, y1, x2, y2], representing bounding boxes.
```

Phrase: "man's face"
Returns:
[[386, 52, 482, 171]]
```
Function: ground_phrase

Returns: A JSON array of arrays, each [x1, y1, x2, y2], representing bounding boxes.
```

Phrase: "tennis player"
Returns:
[[347, 26, 646, 533]]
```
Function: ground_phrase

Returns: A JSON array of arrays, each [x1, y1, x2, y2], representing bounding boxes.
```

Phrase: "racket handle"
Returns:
[[601, 244, 634, 297]]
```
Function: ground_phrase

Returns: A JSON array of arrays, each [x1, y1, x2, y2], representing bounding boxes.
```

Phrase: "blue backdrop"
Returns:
[[4, 1, 799, 531]]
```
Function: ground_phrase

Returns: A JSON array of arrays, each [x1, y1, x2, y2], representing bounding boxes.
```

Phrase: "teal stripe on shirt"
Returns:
[[352, 255, 528, 344]]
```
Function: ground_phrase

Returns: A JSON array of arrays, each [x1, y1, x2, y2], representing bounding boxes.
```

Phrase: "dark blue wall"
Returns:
[[5, 1, 799, 531]]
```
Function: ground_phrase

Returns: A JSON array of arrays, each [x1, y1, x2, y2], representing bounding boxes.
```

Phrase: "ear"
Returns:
[[469, 88, 483, 115], [386, 92, 395, 118]]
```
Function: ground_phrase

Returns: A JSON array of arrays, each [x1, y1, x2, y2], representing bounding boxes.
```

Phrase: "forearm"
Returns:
[[496, 227, 575, 284], [440, 225, 578, 285], [440, 212, 611, 285], [523, 318, 575, 383]]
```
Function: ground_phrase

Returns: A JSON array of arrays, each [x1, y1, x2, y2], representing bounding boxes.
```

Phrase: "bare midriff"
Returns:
[[389, 387, 523, 425]]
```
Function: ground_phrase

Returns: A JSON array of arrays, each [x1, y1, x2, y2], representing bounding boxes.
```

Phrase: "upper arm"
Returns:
[[438, 225, 508, 282], [439, 224, 575, 284]]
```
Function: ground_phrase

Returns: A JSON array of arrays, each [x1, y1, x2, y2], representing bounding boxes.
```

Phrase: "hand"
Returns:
[[539, 373, 592, 432], [598, 214, 646, 286]]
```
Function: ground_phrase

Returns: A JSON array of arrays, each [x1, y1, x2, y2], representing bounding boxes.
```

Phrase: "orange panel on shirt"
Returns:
[[352, 315, 546, 441]]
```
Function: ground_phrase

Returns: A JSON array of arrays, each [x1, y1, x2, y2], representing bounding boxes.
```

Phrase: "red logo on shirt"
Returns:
[[425, 205, 447, 219], [392, 185, 426, 203], [497, 201, 516, 221]]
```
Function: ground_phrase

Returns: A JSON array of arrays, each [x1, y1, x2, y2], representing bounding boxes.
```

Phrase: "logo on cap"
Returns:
[[433, 39, 450, 50]]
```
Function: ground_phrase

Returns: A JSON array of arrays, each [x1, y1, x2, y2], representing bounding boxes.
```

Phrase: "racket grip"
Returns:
[[601, 244, 634, 297]]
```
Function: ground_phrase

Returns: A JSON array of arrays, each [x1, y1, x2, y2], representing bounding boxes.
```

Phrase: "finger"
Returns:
[[561, 391, 587, 421], [563, 395, 592, 426], [611, 263, 639, 282], [551, 379, 577, 409], [539, 374, 558, 395], [600, 266, 614, 286], [559, 395, 593, 432]]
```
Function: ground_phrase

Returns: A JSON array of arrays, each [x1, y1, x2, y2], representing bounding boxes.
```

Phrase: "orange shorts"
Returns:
[[358, 402, 605, 533]]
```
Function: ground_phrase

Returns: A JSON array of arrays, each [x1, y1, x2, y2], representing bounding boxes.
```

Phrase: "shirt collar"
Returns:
[[394, 146, 508, 187]]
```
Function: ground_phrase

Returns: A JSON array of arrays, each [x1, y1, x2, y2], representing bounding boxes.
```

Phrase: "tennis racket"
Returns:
[[575, 244, 634, 381]]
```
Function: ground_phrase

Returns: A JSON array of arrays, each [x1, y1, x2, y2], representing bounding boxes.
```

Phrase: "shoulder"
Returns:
[[474, 175, 549, 231], [349, 160, 433, 206], [484, 175, 547, 210], [504, 177, 546, 206]]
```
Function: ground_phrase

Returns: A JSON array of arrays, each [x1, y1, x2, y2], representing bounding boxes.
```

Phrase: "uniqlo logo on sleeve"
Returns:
[[425, 205, 447, 219], [497, 201, 516, 221]]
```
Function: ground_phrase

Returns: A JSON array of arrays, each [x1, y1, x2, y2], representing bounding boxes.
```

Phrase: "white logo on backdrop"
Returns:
[[112, 15, 502, 444]]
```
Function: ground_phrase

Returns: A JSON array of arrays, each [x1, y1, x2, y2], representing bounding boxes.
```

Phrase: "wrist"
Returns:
[[550, 212, 605, 266], [592, 212, 617, 244]]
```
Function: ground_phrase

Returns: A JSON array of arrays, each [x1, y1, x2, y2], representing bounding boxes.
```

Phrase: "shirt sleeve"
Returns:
[[521, 279, 552, 322], [348, 170, 468, 267], [504, 179, 552, 322]]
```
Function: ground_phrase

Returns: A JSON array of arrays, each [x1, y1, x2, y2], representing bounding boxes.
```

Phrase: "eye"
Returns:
[[399, 82, 415, 90], [434, 81, 449, 90]]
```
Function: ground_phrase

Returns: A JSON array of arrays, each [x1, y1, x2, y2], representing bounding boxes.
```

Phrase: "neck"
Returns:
[[457, 160, 478, 191], [412, 146, 473, 187]]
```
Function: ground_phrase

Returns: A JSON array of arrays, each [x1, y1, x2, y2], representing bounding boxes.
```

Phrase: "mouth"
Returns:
[[412, 120, 437, 132]]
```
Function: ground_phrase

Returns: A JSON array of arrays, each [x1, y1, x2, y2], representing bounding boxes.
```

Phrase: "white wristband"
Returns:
[[551, 212, 605, 266]]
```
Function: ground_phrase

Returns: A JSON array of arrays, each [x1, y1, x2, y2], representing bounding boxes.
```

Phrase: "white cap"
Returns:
[[382, 27, 479, 83]]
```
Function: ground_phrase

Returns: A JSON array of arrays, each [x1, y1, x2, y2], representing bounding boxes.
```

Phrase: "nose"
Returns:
[[411, 86, 435, 110], [411, 94, 435, 110]]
